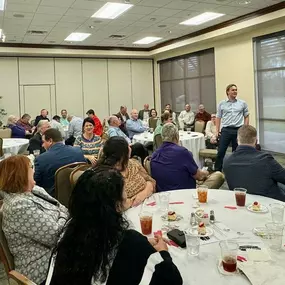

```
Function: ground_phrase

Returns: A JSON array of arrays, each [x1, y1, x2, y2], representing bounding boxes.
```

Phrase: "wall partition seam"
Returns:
[[106, 59, 111, 116]]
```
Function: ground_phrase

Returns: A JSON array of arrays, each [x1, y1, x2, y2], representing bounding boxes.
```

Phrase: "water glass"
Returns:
[[143, 131, 148, 138], [265, 222, 284, 251], [219, 241, 238, 272], [149, 128, 154, 134], [234, 188, 247, 207], [270, 203, 285, 222], [159, 192, 170, 213], [33, 150, 40, 157], [185, 231, 200, 256], [186, 128, 191, 134]]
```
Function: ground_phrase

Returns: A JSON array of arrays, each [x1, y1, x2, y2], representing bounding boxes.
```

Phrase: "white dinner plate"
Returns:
[[189, 226, 214, 237], [247, 204, 269, 213]]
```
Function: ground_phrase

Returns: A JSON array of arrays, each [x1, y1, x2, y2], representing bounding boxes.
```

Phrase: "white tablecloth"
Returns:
[[132, 131, 205, 166], [2, 138, 29, 155], [126, 189, 285, 285]]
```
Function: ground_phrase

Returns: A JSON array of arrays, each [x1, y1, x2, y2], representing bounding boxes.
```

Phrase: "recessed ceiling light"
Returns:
[[133, 37, 162, 45], [158, 25, 167, 28], [0, 0, 6, 11], [92, 2, 133, 19], [65, 33, 91, 42], [180, 12, 224, 26], [238, 0, 251, 4], [13, 13, 25, 18], [89, 25, 95, 29]]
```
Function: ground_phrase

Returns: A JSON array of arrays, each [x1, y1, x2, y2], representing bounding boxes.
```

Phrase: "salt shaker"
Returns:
[[190, 212, 197, 226], [210, 210, 215, 224]]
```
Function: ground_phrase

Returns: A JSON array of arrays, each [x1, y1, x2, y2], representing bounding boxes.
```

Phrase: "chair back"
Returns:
[[55, 162, 88, 207], [0, 137, 3, 157], [143, 156, 152, 176], [194, 121, 205, 133], [70, 164, 90, 188], [0, 208, 15, 275], [153, 134, 163, 151], [0, 128, 11, 138]]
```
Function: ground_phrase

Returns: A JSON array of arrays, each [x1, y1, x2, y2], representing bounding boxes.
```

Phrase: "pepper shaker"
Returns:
[[210, 210, 215, 224], [190, 212, 197, 226]]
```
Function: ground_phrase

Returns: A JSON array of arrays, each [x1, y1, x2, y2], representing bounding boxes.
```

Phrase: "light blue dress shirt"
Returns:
[[108, 126, 131, 144], [126, 119, 146, 139], [217, 98, 249, 128], [67, 116, 83, 138]]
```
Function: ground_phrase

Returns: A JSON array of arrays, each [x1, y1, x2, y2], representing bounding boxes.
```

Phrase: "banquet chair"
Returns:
[[143, 156, 152, 176], [153, 134, 162, 151], [0, 137, 3, 158], [0, 128, 11, 139], [55, 162, 88, 207], [0, 209, 36, 285], [194, 121, 205, 133], [70, 164, 90, 188]]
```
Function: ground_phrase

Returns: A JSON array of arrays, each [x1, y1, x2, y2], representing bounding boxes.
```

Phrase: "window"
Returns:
[[255, 31, 285, 152], [159, 49, 216, 114]]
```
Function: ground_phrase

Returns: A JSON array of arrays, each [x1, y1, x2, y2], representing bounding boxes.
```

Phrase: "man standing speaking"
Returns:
[[215, 84, 249, 171]]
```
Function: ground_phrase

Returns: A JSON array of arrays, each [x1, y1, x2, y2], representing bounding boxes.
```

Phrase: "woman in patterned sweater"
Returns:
[[74, 117, 103, 165], [0, 155, 68, 284]]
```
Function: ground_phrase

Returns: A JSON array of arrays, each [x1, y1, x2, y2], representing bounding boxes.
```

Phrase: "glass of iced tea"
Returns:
[[234, 188, 247, 207], [219, 241, 238, 273], [139, 212, 153, 235], [197, 185, 208, 203]]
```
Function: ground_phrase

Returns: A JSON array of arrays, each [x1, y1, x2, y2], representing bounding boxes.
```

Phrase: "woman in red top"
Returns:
[[86, 109, 103, 136]]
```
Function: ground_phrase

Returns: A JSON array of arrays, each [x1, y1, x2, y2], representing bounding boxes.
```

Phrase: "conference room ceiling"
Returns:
[[0, 0, 284, 49]]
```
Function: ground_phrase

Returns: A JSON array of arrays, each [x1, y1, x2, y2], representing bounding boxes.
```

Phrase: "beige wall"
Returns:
[[0, 57, 154, 123]]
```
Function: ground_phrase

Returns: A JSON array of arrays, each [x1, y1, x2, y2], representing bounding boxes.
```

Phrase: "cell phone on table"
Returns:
[[167, 229, 186, 248]]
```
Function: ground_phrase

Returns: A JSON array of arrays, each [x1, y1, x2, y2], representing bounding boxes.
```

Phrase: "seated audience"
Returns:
[[0, 155, 68, 285], [151, 123, 224, 192], [66, 115, 83, 146], [224, 125, 285, 201], [28, 120, 50, 154], [7, 115, 30, 138], [34, 129, 86, 195], [165, 104, 177, 122], [51, 115, 66, 139], [74, 118, 102, 165], [60, 109, 69, 127], [138, 103, 150, 122], [116, 105, 129, 135], [34, 109, 49, 127], [126, 109, 147, 140], [46, 166, 182, 285], [108, 116, 148, 164], [86, 109, 103, 136], [98, 137, 155, 207], [153, 113, 173, 150], [195, 104, 211, 123], [205, 114, 218, 149], [148, 108, 158, 130], [178, 104, 195, 130], [17, 113, 33, 133]]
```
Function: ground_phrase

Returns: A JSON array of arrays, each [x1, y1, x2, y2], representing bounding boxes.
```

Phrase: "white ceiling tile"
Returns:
[[65, 8, 94, 17], [189, 2, 222, 11], [200, 0, 232, 4], [71, 0, 105, 10], [36, 6, 69, 15], [30, 20, 59, 27], [4, 11, 34, 20], [33, 14, 62, 22], [138, 0, 172, 8], [138, 15, 168, 23], [128, 6, 157, 15], [3, 18, 32, 26], [164, 1, 198, 10], [55, 22, 81, 29], [213, 5, 244, 15], [60, 15, 89, 23], [150, 8, 182, 17], [6, 3, 39, 13], [229, 7, 258, 16], [27, 26, 53, 33], [118, 13, 146, 21], [8, 0, 41, 4], [40, 0, 75, 7]]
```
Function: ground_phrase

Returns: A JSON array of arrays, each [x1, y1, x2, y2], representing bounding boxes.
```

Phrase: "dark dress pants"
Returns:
[[215, 127, 239, 171]]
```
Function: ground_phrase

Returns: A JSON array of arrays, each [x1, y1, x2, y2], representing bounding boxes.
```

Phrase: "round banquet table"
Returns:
[[132, 131, 205, 166], [125, 189, 285, 285], [2, 138, 29, 155]]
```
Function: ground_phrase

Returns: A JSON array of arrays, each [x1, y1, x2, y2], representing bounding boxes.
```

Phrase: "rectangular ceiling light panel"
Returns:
[[65, 33, 91, 42], [92, 2, 133, 19], [133, 37, 162, 45], [180, 12, 224, 26]]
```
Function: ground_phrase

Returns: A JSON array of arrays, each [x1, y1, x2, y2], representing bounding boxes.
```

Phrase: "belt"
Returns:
[[223, 126, 241, 129]]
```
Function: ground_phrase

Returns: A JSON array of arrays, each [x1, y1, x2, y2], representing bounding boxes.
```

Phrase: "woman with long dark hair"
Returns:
[[98, 136, 155, 207], [47, 166, 182, 285]]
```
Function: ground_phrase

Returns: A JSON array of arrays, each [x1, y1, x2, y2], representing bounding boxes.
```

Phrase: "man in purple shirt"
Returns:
[[151, 123, 224, 192]]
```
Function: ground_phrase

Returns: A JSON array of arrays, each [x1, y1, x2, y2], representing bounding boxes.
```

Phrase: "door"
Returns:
[[23, 85, 52, 120]]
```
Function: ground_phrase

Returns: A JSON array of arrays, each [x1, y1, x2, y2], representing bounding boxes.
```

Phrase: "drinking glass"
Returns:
[[149, 128, 154, 134], [270, 204, 285, 222], [139, 212, 153, 236], [197, 185, 208, 203], [33, 150, 40, 157], [219, 241, 239, 272], [234, 188, 247, 207], [186, 128, 191, 134], [185, 231, 200, 256], [159, 192, 170, 213], [265, 222, 284, 251], [144, 131, 148, 138]]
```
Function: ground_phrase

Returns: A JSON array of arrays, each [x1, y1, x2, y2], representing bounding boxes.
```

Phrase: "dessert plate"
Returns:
[[247, 204, 268, 213], [161, 214, 183, 222], [189, 226, 214, 237]]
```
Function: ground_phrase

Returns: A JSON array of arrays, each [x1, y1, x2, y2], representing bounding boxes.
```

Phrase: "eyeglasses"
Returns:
[[211, 116, 216, 119]]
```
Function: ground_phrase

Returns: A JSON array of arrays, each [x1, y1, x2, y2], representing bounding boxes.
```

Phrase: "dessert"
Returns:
[[198, 222, 206, 235], [252, 201, 261, 211], [168, 211, 177, 221]]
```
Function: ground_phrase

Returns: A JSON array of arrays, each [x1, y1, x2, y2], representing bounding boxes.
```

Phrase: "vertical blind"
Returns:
[[255, 31, 285, 153], [159, 48, 216, 114]]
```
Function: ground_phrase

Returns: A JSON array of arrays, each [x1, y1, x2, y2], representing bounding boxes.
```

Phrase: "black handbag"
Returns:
[[167, 229, 186, 248]]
